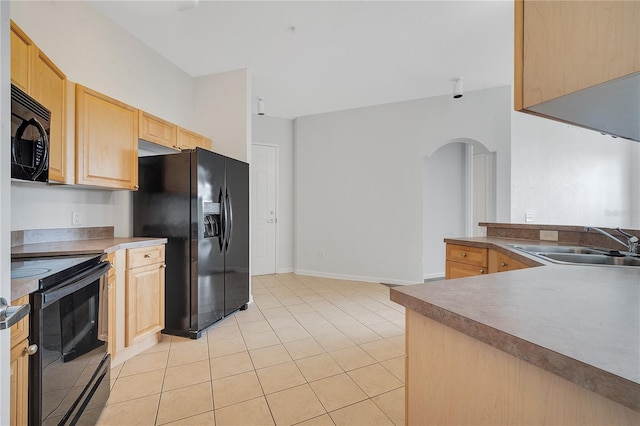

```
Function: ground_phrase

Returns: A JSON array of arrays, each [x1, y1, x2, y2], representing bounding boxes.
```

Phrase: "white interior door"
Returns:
[[472, 152, 496, 237], [251, 144, 277, 275]]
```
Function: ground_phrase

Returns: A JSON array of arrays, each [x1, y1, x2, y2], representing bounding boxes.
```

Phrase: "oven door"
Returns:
[[29, 261, 111, 426]]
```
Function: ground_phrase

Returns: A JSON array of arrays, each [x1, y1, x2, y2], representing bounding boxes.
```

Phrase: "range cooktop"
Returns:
[[11, 254, 104, 290]]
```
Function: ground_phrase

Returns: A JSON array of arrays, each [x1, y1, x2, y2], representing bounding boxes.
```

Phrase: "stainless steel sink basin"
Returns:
[[540, 252, 640, 267], [510, 244, 607, 255], [509, 244, 640, 267]]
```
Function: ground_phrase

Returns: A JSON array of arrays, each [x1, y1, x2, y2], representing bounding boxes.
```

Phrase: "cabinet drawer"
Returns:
[[10, 295, 30, 348], [446, 261, 488, 279], [446, 244, 488, 267], [126, 245, 165, 269]]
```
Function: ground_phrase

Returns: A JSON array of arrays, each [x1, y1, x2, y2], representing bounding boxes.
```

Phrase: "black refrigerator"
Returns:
[[133, 148, 249, 339]]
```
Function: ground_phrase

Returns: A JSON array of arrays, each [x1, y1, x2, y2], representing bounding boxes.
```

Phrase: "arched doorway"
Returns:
[[422, 139, 496, 279]]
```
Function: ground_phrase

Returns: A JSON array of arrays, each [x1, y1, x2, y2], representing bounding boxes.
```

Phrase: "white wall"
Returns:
[[252, 115, 294, 272], [294, 86, 512, 284], [511, 111, 640, 228], [194, 70, 251, 163], [423, 143, 466, 279], [9, 0, 194, 236]]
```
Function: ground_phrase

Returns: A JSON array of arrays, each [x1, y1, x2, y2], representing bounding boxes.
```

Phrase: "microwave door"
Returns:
[[12, 116, 49, 181]]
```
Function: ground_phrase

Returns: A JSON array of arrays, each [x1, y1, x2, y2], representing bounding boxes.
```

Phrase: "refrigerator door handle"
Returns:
[[218, 189, 226, 251], [225, 189, 234, 252]]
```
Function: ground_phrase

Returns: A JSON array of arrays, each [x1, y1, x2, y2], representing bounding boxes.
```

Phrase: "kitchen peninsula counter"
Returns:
[[391, 237, 640, 424]]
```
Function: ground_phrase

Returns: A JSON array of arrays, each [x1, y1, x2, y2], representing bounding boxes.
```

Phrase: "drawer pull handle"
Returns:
[[144, 254, 151, 258], [501, 262, 507, 267], [24, 344, 38, 356], [460, 252, 467, 257]]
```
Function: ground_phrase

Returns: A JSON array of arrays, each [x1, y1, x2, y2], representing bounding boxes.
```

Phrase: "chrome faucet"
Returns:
[[585, 227, 639, 254]]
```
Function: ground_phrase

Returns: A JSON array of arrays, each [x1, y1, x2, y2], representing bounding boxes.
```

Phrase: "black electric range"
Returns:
[[11, 254, 103, 290], [11, 253, 111, 425]]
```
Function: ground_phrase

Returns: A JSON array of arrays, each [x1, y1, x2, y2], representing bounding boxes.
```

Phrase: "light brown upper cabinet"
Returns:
[[139, 110, 177, 149], [176, 126, 213, 151], [11, 21, 69, 182], [75, 85, 139, 190], [10, 22, 34, 93], [515, 0, 640, 141]]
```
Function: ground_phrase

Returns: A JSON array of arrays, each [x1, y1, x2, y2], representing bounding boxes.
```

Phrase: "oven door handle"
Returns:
[[39, 262, 111, 308]]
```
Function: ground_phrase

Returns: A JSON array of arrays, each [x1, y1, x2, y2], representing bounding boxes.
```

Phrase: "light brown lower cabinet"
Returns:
[[488, 250, 529, 273], [10, 295, 31, 426], [446, 243, 530, 279], [125, 245, 166, 347], [405, 309, 639, 425], [445, 244, 488, 279], [107, 252, 117, 357]]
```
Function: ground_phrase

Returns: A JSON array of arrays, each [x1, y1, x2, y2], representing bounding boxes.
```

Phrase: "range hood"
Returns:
[[526, 72, 640, 142]]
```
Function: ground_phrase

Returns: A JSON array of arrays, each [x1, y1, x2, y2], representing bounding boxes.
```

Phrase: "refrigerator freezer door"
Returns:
[[195, 149, 226, 331]]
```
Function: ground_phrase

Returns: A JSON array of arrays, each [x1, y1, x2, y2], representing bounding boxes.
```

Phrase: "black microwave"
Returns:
[[11, 84, 50, 182]]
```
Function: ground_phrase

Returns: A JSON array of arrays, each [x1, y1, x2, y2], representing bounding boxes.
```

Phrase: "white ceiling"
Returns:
[[86, 0, 514, 119]]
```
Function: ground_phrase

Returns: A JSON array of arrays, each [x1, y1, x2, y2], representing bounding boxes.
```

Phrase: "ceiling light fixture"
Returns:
[[257, 97, 265, 116], [453, 77, 464, 99]]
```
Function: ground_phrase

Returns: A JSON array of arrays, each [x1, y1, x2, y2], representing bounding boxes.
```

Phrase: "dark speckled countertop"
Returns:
[[390, 237, 640, 412]]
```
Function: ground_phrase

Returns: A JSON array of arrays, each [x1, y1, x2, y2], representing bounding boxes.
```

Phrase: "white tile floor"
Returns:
[[97, 273, 406, 425]]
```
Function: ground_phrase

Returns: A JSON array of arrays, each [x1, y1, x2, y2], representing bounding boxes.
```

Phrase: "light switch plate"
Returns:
[[540, 230, 558, 241]]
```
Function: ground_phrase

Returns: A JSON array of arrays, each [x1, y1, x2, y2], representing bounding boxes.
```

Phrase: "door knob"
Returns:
[[24, 344, 38, 356]]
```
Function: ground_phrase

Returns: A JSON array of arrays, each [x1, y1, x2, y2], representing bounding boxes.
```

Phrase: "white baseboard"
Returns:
[[293, 269, 419, 286], [276, 267, 294, 274]]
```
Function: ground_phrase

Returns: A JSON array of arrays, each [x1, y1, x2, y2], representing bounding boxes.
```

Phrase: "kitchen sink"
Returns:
[[509, 244, 608, 255], [509, 244, 640, 267], [539, 252, 640, 267]]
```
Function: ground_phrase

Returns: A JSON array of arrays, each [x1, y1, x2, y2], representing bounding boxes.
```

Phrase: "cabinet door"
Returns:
[[446, 261, 487, 280], [76, 85, 138, 189], [518, 1, 640, 108], [197, 136, 213, 151], [489, 250, 529, 273], [125, 263, 165, 347], [32, 50, 67, 183], [139, 110, 177, 149], [177, 126, 211, 150], [10, 338, 29, 426], [10, 21, 33, 93], [107, 252, 117, 357]]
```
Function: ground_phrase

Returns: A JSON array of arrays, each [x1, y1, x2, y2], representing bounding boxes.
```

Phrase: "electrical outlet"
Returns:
[[540, 230, 558, 241], [72, 212, 82, 226]]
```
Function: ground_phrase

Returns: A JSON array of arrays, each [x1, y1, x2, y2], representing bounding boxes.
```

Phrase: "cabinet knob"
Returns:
[[479, 269, 485, 274], [161, 264, 166, 269], [144, 254, 151, 258], [501, 262, 508, 267], [461, 252, 467, 257], [24, 344, 38, 356], [134, 185, 139, 190]]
